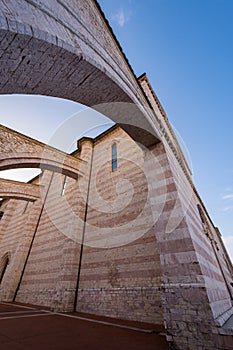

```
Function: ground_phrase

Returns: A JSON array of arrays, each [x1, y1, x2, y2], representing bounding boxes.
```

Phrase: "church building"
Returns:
[[0, 74, 233, 349]]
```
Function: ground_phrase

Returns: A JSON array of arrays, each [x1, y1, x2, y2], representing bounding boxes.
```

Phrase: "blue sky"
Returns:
[[0, 0, 232, 258], [97, 0, 233, 258]]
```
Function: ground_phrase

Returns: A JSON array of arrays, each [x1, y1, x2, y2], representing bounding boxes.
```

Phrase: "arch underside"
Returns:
[[0, 157, 83, 179], [0, 123, 87, 179], [0, 178, 42, 201], [0, 20, 160, 147], [0, 0, 161, 194]]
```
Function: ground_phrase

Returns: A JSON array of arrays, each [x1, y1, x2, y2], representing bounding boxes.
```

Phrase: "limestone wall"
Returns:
[[77, 127, 164, 324], [1, 126, 233, 349]]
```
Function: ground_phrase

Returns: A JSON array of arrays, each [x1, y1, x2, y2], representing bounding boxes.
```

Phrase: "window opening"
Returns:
[[61, 176, 68, 196], [112, 143, 117, 171]]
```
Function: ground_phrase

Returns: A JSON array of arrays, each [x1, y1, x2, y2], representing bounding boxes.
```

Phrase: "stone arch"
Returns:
[[0, 124, 86, 179], [0, 252, 10, 284], [0, 0, 160, 147], [0, 178, 42, 201]]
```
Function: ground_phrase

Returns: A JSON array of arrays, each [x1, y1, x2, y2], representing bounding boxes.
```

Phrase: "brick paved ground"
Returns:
[[0, 302, 169, 350]]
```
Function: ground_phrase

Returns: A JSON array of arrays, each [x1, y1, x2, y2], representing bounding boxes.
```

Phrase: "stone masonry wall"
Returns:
[[13, 168, 80, 309], [159, 144, 233, 349], [139, 70, 233, 349], [77, 127, 164, 324], [1, 125, 233, 349], [0, 173, 45, 301], [14, 140, 94, 311]]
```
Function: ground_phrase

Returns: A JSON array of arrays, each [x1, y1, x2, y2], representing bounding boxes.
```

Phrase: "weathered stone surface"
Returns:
[[0, 178, 42, 201], [0, 124, 86, 178], [1, 125, 233, 349], [0, 2, 232, 349]]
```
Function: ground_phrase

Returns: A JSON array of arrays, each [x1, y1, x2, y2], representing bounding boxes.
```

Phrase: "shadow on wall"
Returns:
[[0, 252, 10, 284]]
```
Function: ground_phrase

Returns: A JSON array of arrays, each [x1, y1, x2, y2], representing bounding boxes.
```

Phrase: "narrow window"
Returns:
[[112, 143, 117, 171], [197, 204, 205, 224], [0, 211, 4, 220], [61, 176, 68, 196], [197, 204, 209, 236]]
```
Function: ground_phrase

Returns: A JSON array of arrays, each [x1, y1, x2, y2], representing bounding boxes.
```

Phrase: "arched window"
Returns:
[[111, 143, 117, 171], [0, 253, 10, 284]]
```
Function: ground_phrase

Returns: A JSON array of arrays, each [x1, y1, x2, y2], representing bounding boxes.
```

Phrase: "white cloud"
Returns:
[[221, 191, 233, 212], [222, 193, 233, 200], [113, 9, 130, 27], [222, 205, 233, 212]]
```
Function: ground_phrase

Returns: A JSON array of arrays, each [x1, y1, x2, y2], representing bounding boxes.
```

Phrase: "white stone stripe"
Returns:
[[161, 283, 205, 288], [204, 275, 227, 290], [0, 313, 52, 320], [0, 310, 40, 315], [187, 215, 205, 235], [161, 251, 197, 265], [0, 302, 37, 310], [196, 252, 225, 276], [53, 312, 155, 333], [0, 303, 156, 333]]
